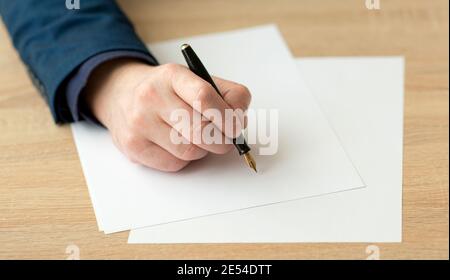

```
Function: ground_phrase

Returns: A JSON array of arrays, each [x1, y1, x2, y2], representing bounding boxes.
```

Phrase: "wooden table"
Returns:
[[0, 0, 448, 259]]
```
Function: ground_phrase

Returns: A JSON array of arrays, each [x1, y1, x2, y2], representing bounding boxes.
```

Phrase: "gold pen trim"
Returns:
[[243, 152, 257, 173]]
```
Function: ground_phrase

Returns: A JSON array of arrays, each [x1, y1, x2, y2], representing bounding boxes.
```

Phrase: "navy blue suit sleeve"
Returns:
[[0, 0, 156, 123], [67, 50, 157, 124]]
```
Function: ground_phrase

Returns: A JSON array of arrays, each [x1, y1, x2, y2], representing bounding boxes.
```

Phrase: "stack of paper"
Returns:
[[71, 25, 403, 243]]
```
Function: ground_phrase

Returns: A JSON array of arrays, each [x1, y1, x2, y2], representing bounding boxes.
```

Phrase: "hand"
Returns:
[[83, 59, 251, 172]]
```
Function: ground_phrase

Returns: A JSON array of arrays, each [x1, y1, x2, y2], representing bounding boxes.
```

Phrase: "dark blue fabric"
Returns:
[[66, 50, 157, 123], [0, 0, 157, 123]]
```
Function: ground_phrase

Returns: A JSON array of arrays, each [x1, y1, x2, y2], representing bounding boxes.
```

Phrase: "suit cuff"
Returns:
[[66, 50, 158, 123]]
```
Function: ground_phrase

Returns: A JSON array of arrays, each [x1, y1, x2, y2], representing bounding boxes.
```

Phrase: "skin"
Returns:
[[83, 58, 252, 172]]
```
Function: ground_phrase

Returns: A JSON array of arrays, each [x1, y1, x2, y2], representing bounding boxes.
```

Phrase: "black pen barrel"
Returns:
[[181, 44, 220, 93], [181, 44, 251, 155]]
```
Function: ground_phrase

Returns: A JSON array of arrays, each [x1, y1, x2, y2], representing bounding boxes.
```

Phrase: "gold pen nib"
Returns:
[[243, 152, 257, 172]]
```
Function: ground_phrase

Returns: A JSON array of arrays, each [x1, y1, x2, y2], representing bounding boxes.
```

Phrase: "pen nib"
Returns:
[[243, 152, 257, 173]]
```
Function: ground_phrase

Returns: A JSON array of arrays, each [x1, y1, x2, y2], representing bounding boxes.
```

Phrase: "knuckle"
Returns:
[[135, 82, 158, 103], [161, 63, 180, 76], [196, 83, 214, 104], [122, 133, 142, 154], [128, 110, 146, 130]]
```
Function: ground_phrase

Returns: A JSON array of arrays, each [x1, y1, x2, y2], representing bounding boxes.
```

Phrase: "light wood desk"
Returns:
[[0, 0, 448, 259]]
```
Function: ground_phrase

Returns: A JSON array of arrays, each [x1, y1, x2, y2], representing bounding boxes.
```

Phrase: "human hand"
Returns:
[[83, 59, 251, 172]]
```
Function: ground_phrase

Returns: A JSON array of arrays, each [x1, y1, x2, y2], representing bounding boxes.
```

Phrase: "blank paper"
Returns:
[[71, 25, 365, 234], [128, 57, 404, 243]]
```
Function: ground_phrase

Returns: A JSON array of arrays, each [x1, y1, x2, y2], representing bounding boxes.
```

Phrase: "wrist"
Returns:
[[83, 58, 153, 127]]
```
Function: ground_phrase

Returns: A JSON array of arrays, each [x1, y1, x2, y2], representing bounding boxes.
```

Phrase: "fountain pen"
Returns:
[[181, 44, 257, 172]]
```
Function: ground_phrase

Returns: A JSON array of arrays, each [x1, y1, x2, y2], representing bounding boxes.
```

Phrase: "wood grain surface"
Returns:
[[0, 0, 448, 259]]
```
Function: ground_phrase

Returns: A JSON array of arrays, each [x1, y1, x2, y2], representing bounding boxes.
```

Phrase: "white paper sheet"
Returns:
[[128, 57, 404, 243], [71, 25, 365, 234]]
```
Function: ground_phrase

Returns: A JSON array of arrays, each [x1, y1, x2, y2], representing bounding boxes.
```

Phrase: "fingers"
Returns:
[[113, 63, 253, 173], [166, 64, 243, 138], [213, 77, 252, 128], [155, 97, 234, 155], [213, 77, 252, 111], [116, 133, 190, 172], [142, 120, 210, 161], [136, 141, 190, 172]]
